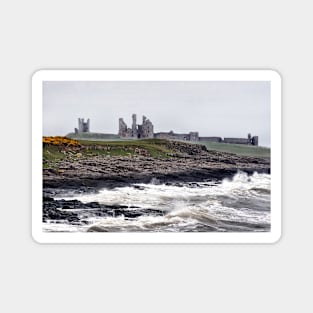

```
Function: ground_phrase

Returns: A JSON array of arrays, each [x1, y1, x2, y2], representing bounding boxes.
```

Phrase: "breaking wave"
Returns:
[[44, 171, 270, 232]]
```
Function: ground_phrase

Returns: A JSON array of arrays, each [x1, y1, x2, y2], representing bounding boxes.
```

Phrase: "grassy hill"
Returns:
[[196, 141, 270, 158], [43, 137, 270, 168], [43, 138, 174, 164], [78, 139, 173, 158], [65, 134, 270, 158]]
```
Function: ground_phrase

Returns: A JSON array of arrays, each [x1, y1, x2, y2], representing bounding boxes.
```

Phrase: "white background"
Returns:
[[0, 0, 311, 312]]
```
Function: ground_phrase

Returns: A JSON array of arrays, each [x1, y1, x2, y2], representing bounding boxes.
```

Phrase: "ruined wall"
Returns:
[[131, 114, 138, 138], [155, 131, 199, 141], [189, 132, 199, 141], [223, 138, 250, 145], [117, 115, 259, 146], [75, 118, 90, 133], [118, 118, 128, 137], [223, 135, 258, 146], [199, 137, 222, 143], [119, 114, 154, 139], [154, 131, 199, 141], [154, 131, 189, 140], [140, 115, 154, 138], [154, 132, 173, 139], [252, 136, 258, 146]]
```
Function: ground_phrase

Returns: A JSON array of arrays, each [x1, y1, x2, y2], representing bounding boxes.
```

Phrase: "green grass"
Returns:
[[43, 145, 67, 162], [196, 141, 270, 158], [80, 138, 172, 158], [43, 138, 173, 166], [43, 138, 270, 170]]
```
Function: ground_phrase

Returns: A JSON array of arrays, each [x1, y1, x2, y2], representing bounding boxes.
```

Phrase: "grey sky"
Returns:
[[43, 81, 271, 147]]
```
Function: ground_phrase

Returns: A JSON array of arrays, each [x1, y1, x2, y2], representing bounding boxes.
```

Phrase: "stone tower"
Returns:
[[132, 114, 138, 138], [141, 115, 154, 138], [75, 118, 90, 133], [118, 118, 127, 137], [252, 136, 259, 146], [118, 114, 154, 139]]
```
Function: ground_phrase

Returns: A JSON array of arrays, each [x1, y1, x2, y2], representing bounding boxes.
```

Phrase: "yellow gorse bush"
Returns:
[[43, 136, 81, 147]]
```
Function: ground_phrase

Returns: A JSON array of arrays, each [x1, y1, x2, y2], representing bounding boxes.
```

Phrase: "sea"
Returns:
[[43, 171, 271, 232]]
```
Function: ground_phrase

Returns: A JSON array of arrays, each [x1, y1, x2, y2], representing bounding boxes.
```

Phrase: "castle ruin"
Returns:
[[118, 114, 258, 145], [75, 118, 90, 134], [119, 114, 154, 139], [73, 114, 258, 146]]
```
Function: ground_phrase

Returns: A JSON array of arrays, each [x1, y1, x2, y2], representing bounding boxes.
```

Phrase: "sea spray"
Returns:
[[45, 171, 270, 232]]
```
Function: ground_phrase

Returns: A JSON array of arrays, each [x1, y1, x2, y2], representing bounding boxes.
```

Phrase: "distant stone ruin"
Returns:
[[119, 114, 258, 145], [75, 118, 90, 134], [119, 114, 154, 139], [154, 130, 199, 141], [73, 114, 258, 146]]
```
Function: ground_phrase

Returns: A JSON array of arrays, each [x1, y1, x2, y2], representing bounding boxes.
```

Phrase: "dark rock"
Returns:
[[89, 202, 101, 208], [43, 196, 54, 202]]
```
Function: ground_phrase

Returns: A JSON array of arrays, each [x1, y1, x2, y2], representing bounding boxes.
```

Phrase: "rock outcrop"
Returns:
[[43, 140, 270, 191]]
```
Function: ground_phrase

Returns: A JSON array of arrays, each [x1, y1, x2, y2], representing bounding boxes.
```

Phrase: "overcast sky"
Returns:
[[43, 81, 271, 147]]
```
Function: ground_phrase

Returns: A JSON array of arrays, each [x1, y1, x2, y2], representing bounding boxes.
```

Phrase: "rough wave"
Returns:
[[44, 171, 270, 232]]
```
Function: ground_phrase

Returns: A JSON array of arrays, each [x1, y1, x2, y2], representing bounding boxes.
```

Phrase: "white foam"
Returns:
[[49, 171, 271, 232]]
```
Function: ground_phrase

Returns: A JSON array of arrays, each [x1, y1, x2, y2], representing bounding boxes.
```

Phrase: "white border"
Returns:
[[32, 70, 281, 244]]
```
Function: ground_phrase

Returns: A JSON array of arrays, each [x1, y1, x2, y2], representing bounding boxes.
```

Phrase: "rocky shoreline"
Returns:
[[42, 141, 270, 229], [43, 196, 165, 229], [42, 140, 271, 231], [43, 152, 270, 193]]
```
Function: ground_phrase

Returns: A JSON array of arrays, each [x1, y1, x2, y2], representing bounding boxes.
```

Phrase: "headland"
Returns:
[[43, 137, 270, 195]]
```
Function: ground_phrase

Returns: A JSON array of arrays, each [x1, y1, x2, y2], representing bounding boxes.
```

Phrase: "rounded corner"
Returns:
[[31, 69, 46, 83], [31, 230, 44, 244], [267, 69, 282, 83], [270, 230, 282, 244]]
